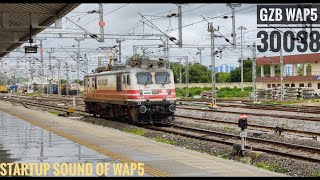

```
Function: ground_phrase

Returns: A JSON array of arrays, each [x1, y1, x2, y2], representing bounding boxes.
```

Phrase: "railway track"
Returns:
[[1, 97, 320, 164], [175, 115, 320, 137], [2, 95, 320, 136], [177, 99, 320, 114], [177, 106, 320, 122], [9, 94, 320, 116], [147, 124, 320, 163]]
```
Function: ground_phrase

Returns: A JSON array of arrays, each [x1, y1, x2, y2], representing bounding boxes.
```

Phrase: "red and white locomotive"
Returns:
[[84, 58, 176, 124]]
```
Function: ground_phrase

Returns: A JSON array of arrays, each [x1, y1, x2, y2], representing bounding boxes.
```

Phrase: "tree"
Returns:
[[188, 64, 210, 83], [60, 79, 68, 84], [170, 62, 210, 83], [73, 79, 83, 85], [229, 60, 253, 82], [298, 64, 311, 76], [170, 62, 185, 83], [215, 72, 230, 83]]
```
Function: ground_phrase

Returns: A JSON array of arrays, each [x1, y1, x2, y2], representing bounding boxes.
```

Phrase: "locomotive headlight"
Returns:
[[139, 90, 143, 96], [169, 104, 176, 112], [167, 89, 171, 95], [139, 105, 147, 113]]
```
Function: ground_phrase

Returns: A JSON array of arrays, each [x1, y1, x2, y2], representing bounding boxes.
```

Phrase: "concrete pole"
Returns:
[[178, 58, 182, 85], [227, 3, 241, 49], [252, 43, 257, 103], [167, 37, 170, 69], [98, 56, 102, 67], [238, 26, 246, 92], [116, 39, 125, 63], [75, 38, 84, 96], [84, 54, 89, 75], [99, 3, 104, 43], [197, 47, 204, 65], [28, 59, 31, 92], [232, 7, 236, 49], [208, 22, 217, 107], [65, 62, 69, 96], [185, 56, 189, 99], [77, 41, 80, 96], [280, 48, 284, 101], [57, 60, 61, 97], [178, 5, 182, 48], [119, 40, 122, 63], [142, 48, 146, 61], [47, 49, 54, 95], [38, 38, 46, 95]]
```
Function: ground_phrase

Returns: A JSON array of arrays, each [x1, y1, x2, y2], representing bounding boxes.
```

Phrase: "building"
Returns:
[[208, 64, 235, 73], [256, 53, 320, 94]]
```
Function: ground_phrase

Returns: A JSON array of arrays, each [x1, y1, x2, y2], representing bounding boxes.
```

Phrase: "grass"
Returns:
[[176, 86, 253, 98], [222, 126, 237, 132], [261, 99, 317, 106], [48, 110, 60, 115], [122, 128, 146, 136], [255, 162, 289, 173], [152, 136, 176, 145], [309, 171, 320, 177], [25, 92, 43, 96]]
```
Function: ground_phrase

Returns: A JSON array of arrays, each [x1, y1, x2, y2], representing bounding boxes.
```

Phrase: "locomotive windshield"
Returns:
[[137, 72, 152, 85], [155, 72, 170, 84]]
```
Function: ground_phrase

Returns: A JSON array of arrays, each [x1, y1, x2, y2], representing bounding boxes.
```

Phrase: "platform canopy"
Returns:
[[0, 3, 80, 58]]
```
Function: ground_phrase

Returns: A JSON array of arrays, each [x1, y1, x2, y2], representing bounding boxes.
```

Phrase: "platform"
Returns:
[[0, 101, 287, 177]]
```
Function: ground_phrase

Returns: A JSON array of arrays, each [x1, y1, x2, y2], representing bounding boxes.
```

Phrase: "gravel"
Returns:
[[174, 116, 320, 149], [220, 106, 320, 118], [176, 108, 320, 135]]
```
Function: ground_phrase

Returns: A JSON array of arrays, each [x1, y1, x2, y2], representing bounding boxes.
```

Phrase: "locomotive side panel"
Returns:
[[85, 71, 127, 104]]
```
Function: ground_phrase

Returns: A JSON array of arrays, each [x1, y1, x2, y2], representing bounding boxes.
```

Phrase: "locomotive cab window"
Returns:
[[127, 75, 131, 85], [155, 72, 170, 84], [92, 78, 94, 87], [123, 75, 126, 85], [137, 72, 152, 85], [116, 75, 122, 91]]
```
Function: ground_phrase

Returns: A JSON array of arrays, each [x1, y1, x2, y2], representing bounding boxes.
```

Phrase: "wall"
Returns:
[[175, 82, 257, 89]]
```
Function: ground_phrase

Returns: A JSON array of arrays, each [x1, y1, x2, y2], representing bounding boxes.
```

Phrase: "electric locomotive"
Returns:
[[84, 58, 176, 124]]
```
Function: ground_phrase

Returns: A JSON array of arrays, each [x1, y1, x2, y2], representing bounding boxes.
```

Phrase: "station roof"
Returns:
[[0, 3, 80, 58], [256, 53, 320, 65]]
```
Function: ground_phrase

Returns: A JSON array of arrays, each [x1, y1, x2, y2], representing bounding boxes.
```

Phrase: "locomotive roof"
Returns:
[[84, 67, 172, 77]]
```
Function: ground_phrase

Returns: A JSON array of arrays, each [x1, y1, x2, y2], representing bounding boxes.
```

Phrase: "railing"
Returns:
[[259, 71, 320, 77]]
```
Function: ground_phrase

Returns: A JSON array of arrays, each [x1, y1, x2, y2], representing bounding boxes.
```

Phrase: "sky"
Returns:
[[1, 3, 314, 81]]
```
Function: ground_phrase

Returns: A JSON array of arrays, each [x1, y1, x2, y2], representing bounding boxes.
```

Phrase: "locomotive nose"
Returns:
[[169, 104, 176, 112], [139, 105, 147, 113]]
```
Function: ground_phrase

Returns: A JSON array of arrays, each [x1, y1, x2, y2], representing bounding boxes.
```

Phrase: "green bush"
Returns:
[[176, 86, 252, 98]]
